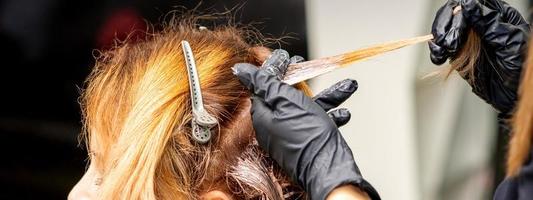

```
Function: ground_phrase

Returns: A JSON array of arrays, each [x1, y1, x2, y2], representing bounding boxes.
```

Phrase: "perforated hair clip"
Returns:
[[181, 40, 218, 144]]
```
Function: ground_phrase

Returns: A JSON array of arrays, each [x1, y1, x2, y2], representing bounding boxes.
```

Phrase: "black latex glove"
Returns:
[[429, 0, 530, 116], [232, 50, 380, 200], [284, 50, 355, 127], [313, 78, 356, 127], [430, 0, 469, 65]]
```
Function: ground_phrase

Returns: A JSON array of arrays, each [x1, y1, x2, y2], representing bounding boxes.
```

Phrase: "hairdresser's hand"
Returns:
[[232, 50, 380, 200], [287, 53, 355, 127], [430, 0, 530, 117], [430, 0, 469, 65], [312, 78, 356, 127]]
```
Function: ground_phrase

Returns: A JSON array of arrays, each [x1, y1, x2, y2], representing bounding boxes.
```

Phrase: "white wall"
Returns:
[[305, 1, 430, 199]]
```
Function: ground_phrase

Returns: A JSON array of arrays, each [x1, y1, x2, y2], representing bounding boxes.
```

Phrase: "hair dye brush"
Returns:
[[283, 6, 466, 85], [283, 34, 434, 85]]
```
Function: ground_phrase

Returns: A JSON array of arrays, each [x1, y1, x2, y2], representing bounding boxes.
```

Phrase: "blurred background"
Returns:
[[0, 0, 530, 199]]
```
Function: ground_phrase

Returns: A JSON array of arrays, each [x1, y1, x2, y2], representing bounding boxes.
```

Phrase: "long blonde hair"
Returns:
[[506, 36, 533, 177], [81, 16, 308, 199], [445, 30, 481, 84]]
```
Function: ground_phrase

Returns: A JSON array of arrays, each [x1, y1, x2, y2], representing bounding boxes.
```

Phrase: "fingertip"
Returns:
[[339, 79, 358, 93], [271, 49, 289, 58], [329, 108, 352, 127], [429, 42, 448, 65], [429, 41, 443, 52], [313, 79, 359, 112], [262, 49, 291, 79], [337, 108, 351, 119], [265, 49, 290, 68], [460, 0, 479, 16], [449, 0, 460, 7], [233, 63, 259, 90], [290, 55, 305, 64], [431, 54, 448, 65], [232, 63, 258, 75]]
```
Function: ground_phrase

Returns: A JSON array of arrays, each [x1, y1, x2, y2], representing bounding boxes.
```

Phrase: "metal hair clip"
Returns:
[[181, 40, 218, 144]]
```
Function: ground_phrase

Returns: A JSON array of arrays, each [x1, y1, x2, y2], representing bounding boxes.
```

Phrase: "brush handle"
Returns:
[[284, 35, 434, 85]]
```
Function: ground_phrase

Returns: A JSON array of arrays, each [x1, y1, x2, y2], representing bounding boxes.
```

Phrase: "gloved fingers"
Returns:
[[233, 63, 261, 91], [250, 96, 275, 148], [432, 0, 461, 44], [429, 41, 449, 65], [501, 1, 529, 26], [461, 0, 494, 35], [328, 108, 351, 127], [431, 0, 467, 64], [233, 62, 312, 111], [441, 10, 468, 52], [262, 49, 291, 80], [312, 79, 358, 111]]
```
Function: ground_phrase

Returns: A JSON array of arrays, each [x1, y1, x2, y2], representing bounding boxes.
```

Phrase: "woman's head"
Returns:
[[70, 17, 307, 199]]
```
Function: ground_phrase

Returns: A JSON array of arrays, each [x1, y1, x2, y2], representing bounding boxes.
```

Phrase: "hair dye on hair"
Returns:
[[81, 16, 308, 199]]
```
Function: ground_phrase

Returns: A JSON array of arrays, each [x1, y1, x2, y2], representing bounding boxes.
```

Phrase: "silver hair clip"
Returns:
[[181, 40, 218, 144]]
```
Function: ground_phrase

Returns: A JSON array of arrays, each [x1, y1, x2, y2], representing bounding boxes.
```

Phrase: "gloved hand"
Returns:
[[429, 0, 530, 116], [430, 0, 469, 65], [232, 50, 380, 200], [313, 78, 356, 127], [264, 49, 354, 127]]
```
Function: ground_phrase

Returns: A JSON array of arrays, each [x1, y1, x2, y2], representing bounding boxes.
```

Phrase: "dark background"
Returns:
[[0, 0, 307, 199]]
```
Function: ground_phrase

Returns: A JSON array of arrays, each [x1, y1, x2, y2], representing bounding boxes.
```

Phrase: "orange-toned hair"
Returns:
[[446, 30, 481, 83], [506, 37, 533, 177], [81, 16, 309, 199], [426, 30, 481, 83]]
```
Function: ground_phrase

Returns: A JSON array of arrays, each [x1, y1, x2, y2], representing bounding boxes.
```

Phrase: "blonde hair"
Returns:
[[427, 30, 481, 83], [506, 36, 533, 177], [445, 30, 481, 83], [81, 17, 308, 199]]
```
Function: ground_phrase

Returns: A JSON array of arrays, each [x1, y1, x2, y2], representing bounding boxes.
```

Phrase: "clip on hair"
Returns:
[[181, 40, 218, 144]]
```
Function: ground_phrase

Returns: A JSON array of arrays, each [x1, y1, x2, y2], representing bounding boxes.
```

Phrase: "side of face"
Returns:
[[68, 163, 100, 200], [69, 162, 234, 200]]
